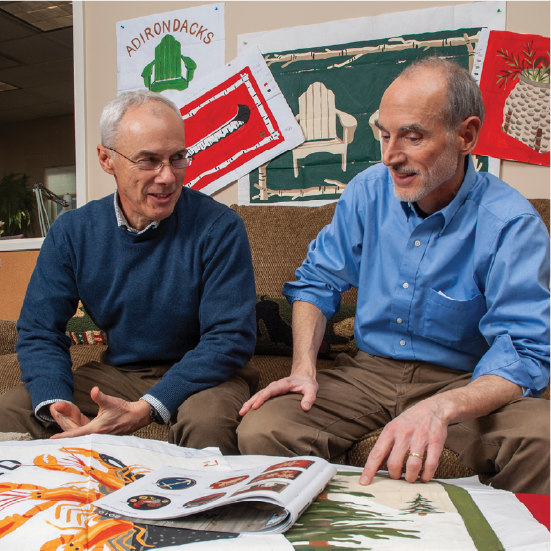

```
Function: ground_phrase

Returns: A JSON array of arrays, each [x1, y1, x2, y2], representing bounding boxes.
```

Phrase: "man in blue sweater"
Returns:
[[0, 91, 257, 453]]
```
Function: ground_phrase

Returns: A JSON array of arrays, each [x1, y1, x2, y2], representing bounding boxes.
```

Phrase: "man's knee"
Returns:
[[0, 385, 54, 438], [169, 381, 248, 454], [451, 398, 550, 494], [237, 395, 314, 456], [0, 384, 32, 420], [180, 391, 237, 430], [237, 402, 278, 454]]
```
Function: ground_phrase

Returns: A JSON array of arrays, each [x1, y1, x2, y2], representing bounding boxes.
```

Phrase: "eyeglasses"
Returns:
[[108, 148, 192, 170]]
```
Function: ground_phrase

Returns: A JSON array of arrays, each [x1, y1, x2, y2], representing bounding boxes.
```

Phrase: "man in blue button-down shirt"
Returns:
[[239, 57, 550, 494]]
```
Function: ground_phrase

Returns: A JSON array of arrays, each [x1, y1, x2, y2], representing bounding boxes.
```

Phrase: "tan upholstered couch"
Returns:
[[0, 199, 549, 478]]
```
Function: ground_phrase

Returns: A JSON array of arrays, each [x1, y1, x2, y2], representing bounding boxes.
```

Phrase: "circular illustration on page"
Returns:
[[209, 475, 249, 489], [127, 495, 171, 510], [263, 459, 314, 472], [250, 469, 302, 483], [232, 481, 289, 496], [183, 492, 226, 508], [156, 477, 197, 490]]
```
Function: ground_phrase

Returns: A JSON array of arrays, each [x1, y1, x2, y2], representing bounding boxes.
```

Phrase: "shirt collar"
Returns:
[[437, 154, 476, 231], [398, 155, 477, 230], [113, 190, 160, 235]]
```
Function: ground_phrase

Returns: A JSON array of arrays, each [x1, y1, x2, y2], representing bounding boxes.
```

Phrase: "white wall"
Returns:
[[81, 1, 550, 205]]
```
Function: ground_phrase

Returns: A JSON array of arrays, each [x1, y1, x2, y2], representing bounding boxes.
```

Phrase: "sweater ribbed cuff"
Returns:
[[35, 399, 72, 423], [141, 394, 171, 424]]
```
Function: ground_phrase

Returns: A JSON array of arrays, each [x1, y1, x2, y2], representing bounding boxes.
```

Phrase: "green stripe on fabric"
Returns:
[[440, 481, 504, 551]]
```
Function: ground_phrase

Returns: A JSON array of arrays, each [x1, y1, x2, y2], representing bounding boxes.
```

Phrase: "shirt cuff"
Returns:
[[473, 334, 547, 396], [35, 399, 72, 423], [282, 286, 337, 321], [141, 394, 171, 425]]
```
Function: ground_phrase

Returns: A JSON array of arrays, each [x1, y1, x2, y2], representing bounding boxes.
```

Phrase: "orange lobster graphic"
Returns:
[[34, 447, 151, 491], [42, 512, 151, 551], [0, 447, 154, 550]]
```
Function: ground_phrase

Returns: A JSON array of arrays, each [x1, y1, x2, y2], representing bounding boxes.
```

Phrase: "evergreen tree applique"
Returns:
[[287, 474, 419, 549], [400, 493, 444, 516]]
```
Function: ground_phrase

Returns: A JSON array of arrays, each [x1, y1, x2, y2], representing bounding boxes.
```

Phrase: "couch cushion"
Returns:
[[71, 344, 107, 368], [231, 203, 357, 306], [529, 198, 550, 233], [132, 423, 170, 442], [0, 319, 17, 355], [231, 203, 335, 297], [256, 295, 357, 358], [0, 353, 23, 395]]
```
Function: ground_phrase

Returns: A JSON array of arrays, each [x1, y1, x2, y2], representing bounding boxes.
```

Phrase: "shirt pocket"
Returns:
[[423, 288, 486, 344]]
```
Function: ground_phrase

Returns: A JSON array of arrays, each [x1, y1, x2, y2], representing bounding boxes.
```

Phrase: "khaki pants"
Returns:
[[237, 350, 550, 494], [0, 359, 259, 455]]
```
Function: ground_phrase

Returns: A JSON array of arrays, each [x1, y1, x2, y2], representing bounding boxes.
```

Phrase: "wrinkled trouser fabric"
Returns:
[[237, 350, 550, 494], [0, 359, 259, 455]]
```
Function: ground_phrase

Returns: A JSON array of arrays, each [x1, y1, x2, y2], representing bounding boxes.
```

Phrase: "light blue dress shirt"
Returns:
[[283, 157, 550, 396]]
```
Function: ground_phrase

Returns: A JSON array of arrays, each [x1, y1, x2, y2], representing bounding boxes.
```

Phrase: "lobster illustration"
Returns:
[[0, 447, 153, 550]]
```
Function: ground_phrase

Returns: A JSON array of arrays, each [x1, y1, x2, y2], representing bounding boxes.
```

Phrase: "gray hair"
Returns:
[[398, 56, 485, 132], [100, 90, 182, 148]]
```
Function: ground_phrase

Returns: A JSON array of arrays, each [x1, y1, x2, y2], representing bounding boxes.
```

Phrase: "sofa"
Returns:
[[0, 198, 549, 479]]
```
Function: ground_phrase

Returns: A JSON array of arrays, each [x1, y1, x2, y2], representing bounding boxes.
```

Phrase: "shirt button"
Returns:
[[414, 240, 421, 247], [397, 318, 403, 324], [400, 340, 406, 346], [403, 282, 409, 289]]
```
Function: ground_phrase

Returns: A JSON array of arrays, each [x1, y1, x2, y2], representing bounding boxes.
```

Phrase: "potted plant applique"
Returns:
[[0, 173, 35, 238], [497, 42, 550, 153]]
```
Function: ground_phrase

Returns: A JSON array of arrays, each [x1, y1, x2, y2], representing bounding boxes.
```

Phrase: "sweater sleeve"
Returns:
[[142, 211, 257, 414], [16, 218, 80, 410]]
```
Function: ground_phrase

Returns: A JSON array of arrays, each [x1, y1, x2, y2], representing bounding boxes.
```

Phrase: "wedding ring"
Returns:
[[406, 451, 424, 459]]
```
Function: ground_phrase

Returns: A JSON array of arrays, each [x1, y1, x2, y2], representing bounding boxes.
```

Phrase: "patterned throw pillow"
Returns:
[[66, 302, 107, 345], [256, 295, 357, 358]]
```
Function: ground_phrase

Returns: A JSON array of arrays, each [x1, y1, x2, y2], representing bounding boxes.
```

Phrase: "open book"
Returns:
[[93, 456, 337, 534]]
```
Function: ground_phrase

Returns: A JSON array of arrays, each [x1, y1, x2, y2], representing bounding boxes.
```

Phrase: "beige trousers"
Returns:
[[237, 350, 550, 494], [0, 359, 259, 455]]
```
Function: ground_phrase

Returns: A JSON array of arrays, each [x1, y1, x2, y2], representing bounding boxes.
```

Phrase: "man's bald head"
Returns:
[[394, 57, 485, 134]]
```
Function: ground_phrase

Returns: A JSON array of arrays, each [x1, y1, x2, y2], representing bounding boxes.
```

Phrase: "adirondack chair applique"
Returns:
[[141, 34, 197, 93], [369, 109, 383, 160], [293, 82, 358, 177]]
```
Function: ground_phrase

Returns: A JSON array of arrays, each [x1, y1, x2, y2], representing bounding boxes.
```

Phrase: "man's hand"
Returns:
[[359, 374, 523, 486], [239, 371, 319, 415], [360, 398, 449, 485], [239, 300, 327, 416], [49, 401, 91, 433], [50, 387, 151, 439]]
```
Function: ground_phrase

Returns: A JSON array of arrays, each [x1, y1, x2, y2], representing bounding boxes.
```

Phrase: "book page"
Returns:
[[94, 456, 336, 528]]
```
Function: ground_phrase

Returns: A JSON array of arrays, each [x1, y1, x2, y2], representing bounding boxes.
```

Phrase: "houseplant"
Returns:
[[496, 41, 549, 87], [0, 173, 36, 237]]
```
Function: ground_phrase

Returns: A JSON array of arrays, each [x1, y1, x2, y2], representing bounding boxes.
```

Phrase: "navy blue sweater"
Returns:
[[16, 188, 256, 414]]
